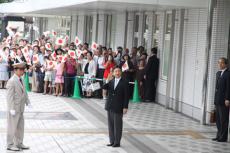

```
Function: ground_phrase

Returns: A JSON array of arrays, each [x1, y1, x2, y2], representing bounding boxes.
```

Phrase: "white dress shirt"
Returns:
[[220, 68, 227, 76], [114, 77, 121, 90]]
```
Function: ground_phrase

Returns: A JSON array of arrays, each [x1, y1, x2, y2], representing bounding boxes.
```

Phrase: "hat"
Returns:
[[13, 59, 26, 69]]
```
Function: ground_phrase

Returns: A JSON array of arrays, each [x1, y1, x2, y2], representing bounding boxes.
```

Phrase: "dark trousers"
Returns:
[[64, 73, 76, 97], [37, 72, 44, 93], [95, 69, 104, 98], [144, 78, 157, 102], [215, 105, 229, 141], [107, 110, 123, 145]]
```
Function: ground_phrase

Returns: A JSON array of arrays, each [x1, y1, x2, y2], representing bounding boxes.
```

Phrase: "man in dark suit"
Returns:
[[103, 66, 129, 147], [144, 47, 159, 102], [213, 57, 230, 142]]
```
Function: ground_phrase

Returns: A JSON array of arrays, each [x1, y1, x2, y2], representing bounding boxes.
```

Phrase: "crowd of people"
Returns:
[[0, 32, 159, 102]]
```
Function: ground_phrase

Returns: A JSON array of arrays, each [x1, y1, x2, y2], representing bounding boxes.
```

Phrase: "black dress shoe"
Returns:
[[112, 144, 120, 147], [107, 143, 114, 146], [212, 138, 218, 141], [217, 139, 227, 142]]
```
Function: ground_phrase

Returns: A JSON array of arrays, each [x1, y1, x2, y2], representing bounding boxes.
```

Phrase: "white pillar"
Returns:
[[126, 12, 135, 50], [77, 15, 86, 42], [138, 12, 144, 46], [70, 15, 78, 42], [115, 12, 127, 48], [146, 12, 154, 53], [206, 0, 230, 124], [92, 14, 98, 43], [97, 14, 107, 45]]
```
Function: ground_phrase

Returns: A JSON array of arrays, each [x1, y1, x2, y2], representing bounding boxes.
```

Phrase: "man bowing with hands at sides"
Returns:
[[103, 66, 129, 148], [6, 61, 31, 151]]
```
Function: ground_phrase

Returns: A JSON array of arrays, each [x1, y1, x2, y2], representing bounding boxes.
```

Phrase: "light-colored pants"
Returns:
[[7, 112, 24, 147]]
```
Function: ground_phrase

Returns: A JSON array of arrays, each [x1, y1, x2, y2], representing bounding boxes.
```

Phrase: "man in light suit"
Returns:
[[6, 62, 30, 151], [103, 66, 129, 147]]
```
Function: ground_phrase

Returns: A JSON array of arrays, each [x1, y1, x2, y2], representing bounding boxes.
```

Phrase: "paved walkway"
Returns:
[[0, 89, 230, 153]]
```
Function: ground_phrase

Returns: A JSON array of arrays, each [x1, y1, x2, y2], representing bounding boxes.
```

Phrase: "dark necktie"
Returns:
[[19, 78, 23, 86]]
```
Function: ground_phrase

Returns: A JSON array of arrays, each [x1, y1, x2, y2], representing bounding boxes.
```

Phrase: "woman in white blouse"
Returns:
[[82, 51, 97, 97]]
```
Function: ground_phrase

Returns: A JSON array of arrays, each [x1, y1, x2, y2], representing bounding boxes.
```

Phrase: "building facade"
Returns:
[[1, 0, 230, 124]]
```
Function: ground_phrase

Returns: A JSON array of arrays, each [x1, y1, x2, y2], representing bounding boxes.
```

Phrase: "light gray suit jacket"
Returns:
[[6, 74, 30, 113]]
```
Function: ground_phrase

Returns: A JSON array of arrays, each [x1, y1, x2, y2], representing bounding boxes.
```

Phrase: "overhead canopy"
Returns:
[[0, 0, 210, 16]]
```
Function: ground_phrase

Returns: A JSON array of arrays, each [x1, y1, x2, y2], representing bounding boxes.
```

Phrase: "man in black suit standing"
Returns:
[[213, 57, 230, 142], [103, 66, 129, 147], [144, 47, 159, 102]]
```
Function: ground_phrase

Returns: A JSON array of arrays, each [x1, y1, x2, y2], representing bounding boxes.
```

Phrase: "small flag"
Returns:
[[47, 60, 54, 69], [75, 36, 82, 46], [52, 30, 57, 37], [68, 50, 76, 59], [65, 35, 69, 43], [45, 43, 52, 51], [32, 54, 39, 64], [56, 38, 65, 46], [76, 49, 82, 57], [57, 55, 63, 62], [22, 47, 29, 56], [91, 42, 98, 51], [51, 52, 57, 60], [122, 61, 129, 72], [25, 55, 31, 65]]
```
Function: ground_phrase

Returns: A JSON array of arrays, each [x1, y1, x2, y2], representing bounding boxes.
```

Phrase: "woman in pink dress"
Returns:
[[55, 58, 64, 96]]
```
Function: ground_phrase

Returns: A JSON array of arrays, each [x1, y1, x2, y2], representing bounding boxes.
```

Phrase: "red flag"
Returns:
[[22, 47, 29, 56], [56, 38, 65, 46], [52, 30, 57, 37], [68, 50, 76, 59], [91, 42, 98, 50], [51, 52, 57, 60], [76, 49, 82, 57], [122, 61, 129, 72], [47, 60, 54, 69], [65, 35, 69, 43], [32, 54, 39, 64], [25, 55, 31, 65], [75, 36, 82, 46], [45, 43, 52, 51], [57, 55, 63, 62]]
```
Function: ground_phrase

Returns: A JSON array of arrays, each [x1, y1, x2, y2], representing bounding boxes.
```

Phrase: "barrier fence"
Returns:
[[18, 72, 140, 103]]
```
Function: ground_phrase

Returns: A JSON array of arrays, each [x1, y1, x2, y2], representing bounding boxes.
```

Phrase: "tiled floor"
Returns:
[[0, 89, 230, 153]]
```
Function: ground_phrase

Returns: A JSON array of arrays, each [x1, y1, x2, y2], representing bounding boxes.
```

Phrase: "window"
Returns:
[[133, 13, 140, 47], [85, 15, 93, 44], [162, 12, 173, 80], [152, 14, 160, 48], [110, 15, 117, 50], [105, 15, 112, 48], [143, 14, 149, 50], [134, 14, 139, 33]]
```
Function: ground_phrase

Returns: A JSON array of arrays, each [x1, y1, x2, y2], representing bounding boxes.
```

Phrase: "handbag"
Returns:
[[91, 82, 101, 91]]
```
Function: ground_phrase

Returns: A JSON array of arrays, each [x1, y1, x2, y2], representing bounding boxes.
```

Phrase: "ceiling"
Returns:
[[0, 0, 210, 17]]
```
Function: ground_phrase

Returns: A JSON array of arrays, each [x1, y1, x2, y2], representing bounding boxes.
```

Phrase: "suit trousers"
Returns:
[[107, 110, 123, 145], [215, 105, 229, 141], [7, 112, 24, 147], [144, 78, 157, 102]]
